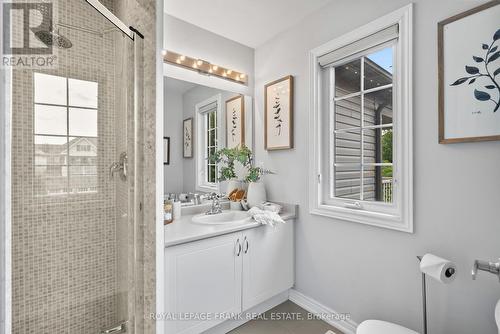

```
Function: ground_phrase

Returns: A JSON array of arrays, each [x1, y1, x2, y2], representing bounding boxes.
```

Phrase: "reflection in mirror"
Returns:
[[164, 76, 253, 206]]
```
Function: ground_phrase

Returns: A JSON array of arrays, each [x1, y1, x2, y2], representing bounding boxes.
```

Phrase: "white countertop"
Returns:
[[165, 204, 297, 248]]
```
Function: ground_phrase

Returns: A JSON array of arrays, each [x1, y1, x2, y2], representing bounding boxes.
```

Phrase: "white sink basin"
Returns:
[[191, 210, 251, 225]]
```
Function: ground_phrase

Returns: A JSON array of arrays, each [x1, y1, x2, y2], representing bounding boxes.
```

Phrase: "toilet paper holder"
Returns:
[[416, 255, 457, 334], [472, 259, 500, 281]]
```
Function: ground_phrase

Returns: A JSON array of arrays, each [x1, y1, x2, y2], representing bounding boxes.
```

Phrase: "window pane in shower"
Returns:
[[34, 72, 67, 105], [34, 105, 67, 136], [69, 78, 98, 108], [68, 165, 97, 194], [68, 137, 97, 165], [34, 135, 68, 166], [69, 108, 98, 137]]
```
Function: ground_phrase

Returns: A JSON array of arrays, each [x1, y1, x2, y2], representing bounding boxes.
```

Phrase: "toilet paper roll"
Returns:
[[419, 253, 456, 284]]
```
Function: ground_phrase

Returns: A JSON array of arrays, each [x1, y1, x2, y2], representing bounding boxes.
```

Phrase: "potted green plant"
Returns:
[[235, 145, 274, 208], [211, 145, 274, 208], [210, 146, 249, 194]]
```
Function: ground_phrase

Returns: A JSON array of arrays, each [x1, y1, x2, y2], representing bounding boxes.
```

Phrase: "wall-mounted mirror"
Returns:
[[164, 76, 253, 205]]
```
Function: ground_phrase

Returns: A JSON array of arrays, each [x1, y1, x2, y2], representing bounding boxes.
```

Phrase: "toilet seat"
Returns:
[[357, 320, 419, 334]]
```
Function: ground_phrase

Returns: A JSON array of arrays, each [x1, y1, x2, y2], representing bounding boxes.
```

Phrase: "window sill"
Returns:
[[310, 204, 413, 233]]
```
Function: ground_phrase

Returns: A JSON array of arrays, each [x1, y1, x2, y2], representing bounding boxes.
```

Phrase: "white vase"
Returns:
[[247, 182, 266, 208]]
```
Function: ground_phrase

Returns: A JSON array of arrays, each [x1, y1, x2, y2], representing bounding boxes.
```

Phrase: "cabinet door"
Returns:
[[242, 221, 294, 311], [165, 233, 243, 334]]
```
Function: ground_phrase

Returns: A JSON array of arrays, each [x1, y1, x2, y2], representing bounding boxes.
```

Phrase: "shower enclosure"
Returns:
[[6, 0, 145, 332]]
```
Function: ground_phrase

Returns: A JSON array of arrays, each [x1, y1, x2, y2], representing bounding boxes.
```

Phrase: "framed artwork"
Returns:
[[163, 137, 170, 165], [183, 118, 193, 158], [438, 1, 500, 143], [265, 75, 294, 150], [225, 95, 245, 148]]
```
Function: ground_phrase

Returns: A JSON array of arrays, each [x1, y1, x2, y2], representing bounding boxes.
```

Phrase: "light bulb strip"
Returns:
[[162, 50, 248, 85]]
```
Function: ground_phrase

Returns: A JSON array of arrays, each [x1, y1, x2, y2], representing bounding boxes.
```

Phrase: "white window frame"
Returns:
[[308, 4, 413, 232], [195, 94, 223, 193]]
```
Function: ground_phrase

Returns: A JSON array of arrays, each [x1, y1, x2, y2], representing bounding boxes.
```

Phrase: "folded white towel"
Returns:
[[248, 207, 285, 227]]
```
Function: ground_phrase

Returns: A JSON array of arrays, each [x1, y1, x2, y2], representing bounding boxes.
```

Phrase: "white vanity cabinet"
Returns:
[[242, 221, 294, 310], [164, 221, 294, 334], [164, 233, 243, 334]]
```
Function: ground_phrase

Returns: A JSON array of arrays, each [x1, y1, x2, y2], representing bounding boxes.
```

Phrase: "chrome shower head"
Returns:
[[35, 29, 73, 49]]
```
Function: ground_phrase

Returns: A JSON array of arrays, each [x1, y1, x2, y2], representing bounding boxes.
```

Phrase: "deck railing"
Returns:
[[382, 178, 393, 203]]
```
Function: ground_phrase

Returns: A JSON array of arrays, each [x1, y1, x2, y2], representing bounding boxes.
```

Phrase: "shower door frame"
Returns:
[[0, 1, 144, 333], [0, 61, 12, 334]]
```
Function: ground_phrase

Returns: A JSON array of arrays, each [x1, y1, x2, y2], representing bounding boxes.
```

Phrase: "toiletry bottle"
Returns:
[[164, 200, 173, 225], [173, 199, 181, 220]]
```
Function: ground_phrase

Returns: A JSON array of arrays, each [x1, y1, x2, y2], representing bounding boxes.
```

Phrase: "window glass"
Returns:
[[34, 105, 67, 136], [334, 165, 361, 200], [69, 78, 98, 108], [335, 58, 361, 97], [69, 108, 98, 137], [363, 88, 393, 127], [335, 96, 361, 130], [364, 47, 393, 90], [332, 45, 394, 204], [205, 111, 218, 185], [33, 73, 98, 196], [34, 72, 67, 105]]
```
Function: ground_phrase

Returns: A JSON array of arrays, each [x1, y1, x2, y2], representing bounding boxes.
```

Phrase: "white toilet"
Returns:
[[357, 320, 419, 334]]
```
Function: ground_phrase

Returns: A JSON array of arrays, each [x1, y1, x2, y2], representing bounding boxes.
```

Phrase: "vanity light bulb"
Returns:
[[240, 74, 245, 79], [209, 68, 213, 73], [179, 55, 186, 61], [212, 65, 218, 71], [227, 70, 232, 74], [193, 62, 198, 68], [176, 59, 181, 64], [197, 60, 203, 66], [161, 50, 167, 56], [222, 71, 227, 77]]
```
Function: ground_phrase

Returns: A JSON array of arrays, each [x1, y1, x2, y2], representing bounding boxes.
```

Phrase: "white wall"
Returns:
[[253, 0, 500, 333], [164, 80, 184, 194], [164, 14, 254, 97]]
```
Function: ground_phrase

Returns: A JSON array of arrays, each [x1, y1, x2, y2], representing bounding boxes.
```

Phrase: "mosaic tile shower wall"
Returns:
[[9, 0, 145, 332]]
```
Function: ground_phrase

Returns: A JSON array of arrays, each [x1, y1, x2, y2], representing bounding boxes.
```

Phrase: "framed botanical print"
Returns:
[[225, 95, 245, 148], [183, 118, 193, 158], [438, 1, 500, 143], [163, 137, 170, 165], [265, 75, 294, 150]]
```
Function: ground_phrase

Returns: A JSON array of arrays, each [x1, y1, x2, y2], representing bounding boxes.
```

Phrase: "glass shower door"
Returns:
[[9, 1, 142, 333]]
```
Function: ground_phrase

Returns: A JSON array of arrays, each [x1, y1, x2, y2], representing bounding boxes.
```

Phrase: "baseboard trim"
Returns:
[[288, 289, 358, 334]]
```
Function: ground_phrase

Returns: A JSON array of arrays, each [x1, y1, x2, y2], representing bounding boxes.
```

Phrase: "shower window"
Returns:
[[33, 72, 98, 196]]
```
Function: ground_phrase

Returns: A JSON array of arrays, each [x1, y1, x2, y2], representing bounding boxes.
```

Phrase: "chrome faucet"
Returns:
[[205, 192, 223, 215], [472, 258, 500, 281]]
